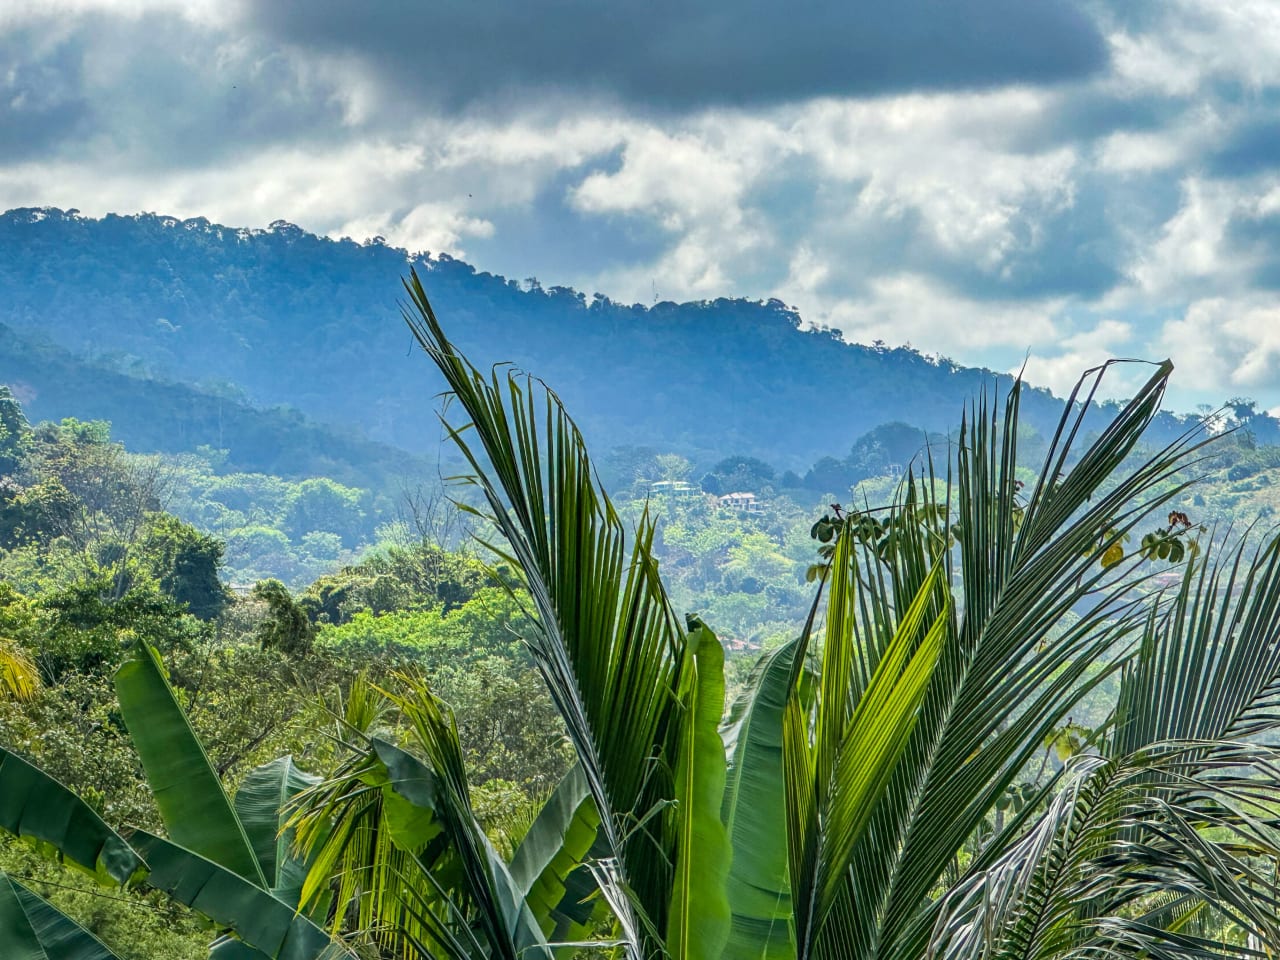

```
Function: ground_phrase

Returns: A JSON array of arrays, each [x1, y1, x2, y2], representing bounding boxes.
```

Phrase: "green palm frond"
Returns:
[[0, 640, 39, 702], [931, 743, 1280, 959], [816, 362, 1216, 960], [1114, 529, 1280, 753], [291, 733, 467, 959], [403, 272, 728, 958], [787, 538, 951, 960]]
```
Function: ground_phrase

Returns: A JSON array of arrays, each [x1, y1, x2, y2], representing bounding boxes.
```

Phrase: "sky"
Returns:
[[3, 0, 1280, 409]]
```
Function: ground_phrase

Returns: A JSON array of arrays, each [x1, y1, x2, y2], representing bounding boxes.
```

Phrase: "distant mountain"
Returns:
[[0, 206, 1091, 468], [0, 320, 430, 489]]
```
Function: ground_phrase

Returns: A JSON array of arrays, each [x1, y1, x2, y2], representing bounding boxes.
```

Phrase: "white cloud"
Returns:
[[1128, 176, 1276, 299], [0, 0, 234, 28], [1020, 319, 1145, 397], [791, 272, 1062, 359], [793, 92, 1079, 270], [1108, 1, 1280, 95], [1159, 297, 1280, 392]]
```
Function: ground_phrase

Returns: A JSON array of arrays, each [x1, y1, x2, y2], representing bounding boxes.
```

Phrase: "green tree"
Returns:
[[139, 514, 230, 620], [283, 477, 364, 546], [251, 578, 315, 657], [0, 386, 30, 476], [32, 577, 206, 681], [709, 454, 776, 493]]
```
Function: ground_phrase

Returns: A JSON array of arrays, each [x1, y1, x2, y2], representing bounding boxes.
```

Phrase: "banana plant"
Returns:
[[0, 641, 352, 960]]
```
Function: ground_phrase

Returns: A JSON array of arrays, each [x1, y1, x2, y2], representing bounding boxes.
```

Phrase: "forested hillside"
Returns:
[[1, 206, 1080, 465], [0, 321, 433, 489]]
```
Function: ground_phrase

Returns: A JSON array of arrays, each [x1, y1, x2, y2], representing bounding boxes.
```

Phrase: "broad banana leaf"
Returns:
[[0, 871, 126, 960], [233, 755, 320, 902], [666, 619, 731, 960], [129, 830, 346, 960], [508, 764, 603, 939], [719, 639, 802, 960], [115, 644, 265, 887], [0, 747, 142, 885]]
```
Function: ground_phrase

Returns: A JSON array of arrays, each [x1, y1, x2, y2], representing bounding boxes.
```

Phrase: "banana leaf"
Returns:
[[0, 747, 142, 885], [719, 639, 801, 960], [0, 871, 127, 960], [666, 619, 731, 960], [233, 755, 320, 903], [129, 830, 346, 960], [115, 644, 265, 886]]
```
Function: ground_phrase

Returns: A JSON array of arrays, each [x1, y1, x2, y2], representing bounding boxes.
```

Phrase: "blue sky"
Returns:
[[3, 0, 1279, 409]]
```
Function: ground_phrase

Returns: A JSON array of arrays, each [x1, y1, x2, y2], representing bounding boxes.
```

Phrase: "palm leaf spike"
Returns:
[[402, 271, 702, 958], [786, 512, 953, 960], [290, 743, 455, 959], [294, 671, 578, 960]]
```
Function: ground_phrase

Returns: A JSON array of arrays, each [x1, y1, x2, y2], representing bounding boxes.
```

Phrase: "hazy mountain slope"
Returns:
[[0, 207, 1075, 466], [0, 321, 430, 488]]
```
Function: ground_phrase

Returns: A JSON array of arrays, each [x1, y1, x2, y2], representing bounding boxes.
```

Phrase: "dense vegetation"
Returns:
[[5, 278, 1280, 958], [0, 382, 573, 958]]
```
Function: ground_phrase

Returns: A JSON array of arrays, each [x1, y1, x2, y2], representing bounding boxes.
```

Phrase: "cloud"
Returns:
[[241, 0, 1108, 113], [784, 271, 1063, 360], [0, 31, 91, 162], [1159, 296, 1280, 392], [1020, 319, 1145, 398]]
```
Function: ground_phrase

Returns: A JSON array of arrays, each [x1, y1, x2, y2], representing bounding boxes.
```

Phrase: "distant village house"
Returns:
[[718, 491, 765, 514]]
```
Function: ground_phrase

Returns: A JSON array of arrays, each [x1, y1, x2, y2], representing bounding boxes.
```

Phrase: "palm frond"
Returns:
[[403, 273, 726, 957], [828, 362, 1213, 959], [1114, 529, 1280, 753], [0, 640, 39, 702], [931, 744, 1280, 959]]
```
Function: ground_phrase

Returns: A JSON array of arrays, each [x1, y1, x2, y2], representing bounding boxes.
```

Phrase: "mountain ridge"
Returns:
[[0, 205, 1081, 468]]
